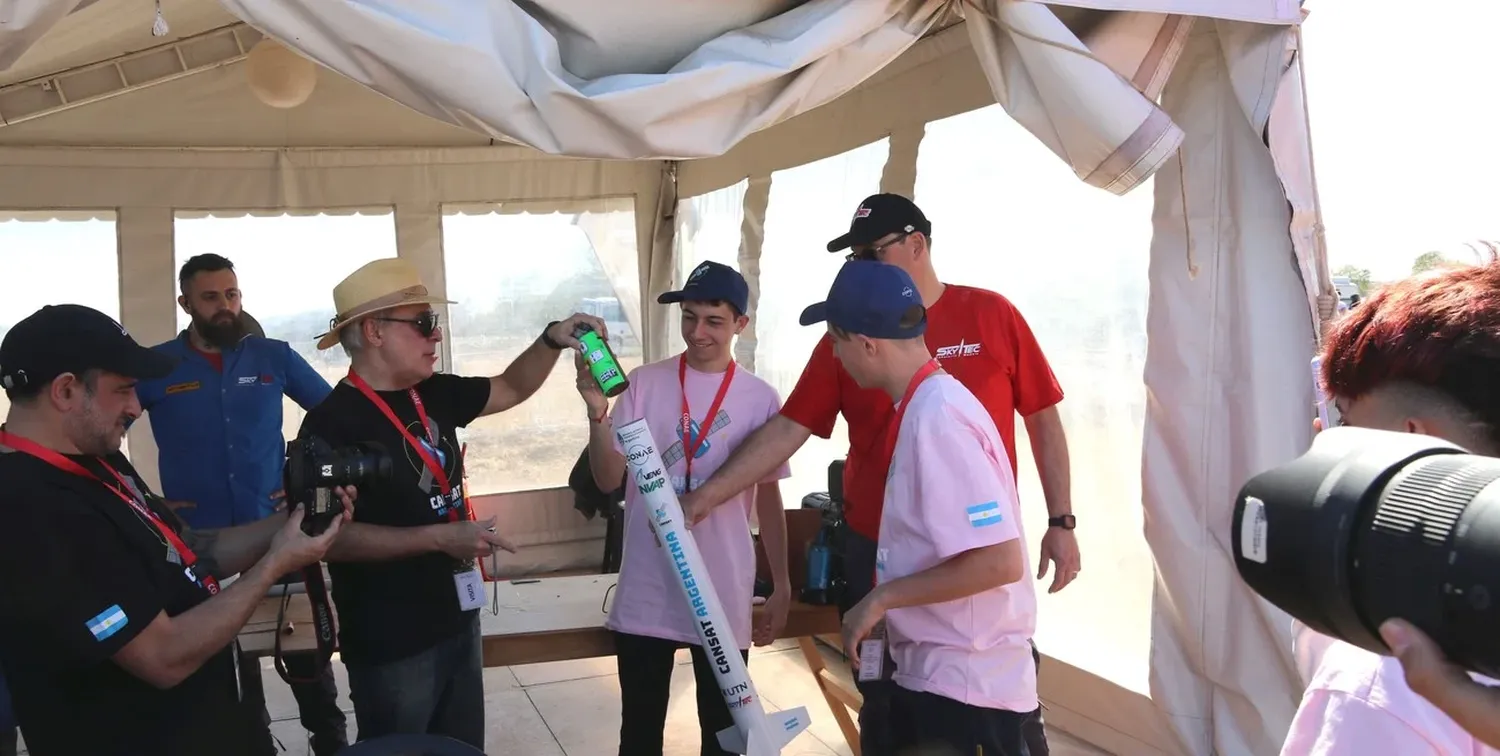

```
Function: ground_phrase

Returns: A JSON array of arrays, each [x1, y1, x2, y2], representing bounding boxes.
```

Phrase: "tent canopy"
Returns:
[[0, 2, 1327, 755]]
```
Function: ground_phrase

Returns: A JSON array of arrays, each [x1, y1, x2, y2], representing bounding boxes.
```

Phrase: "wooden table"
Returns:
[[240, 574, 863, 754]]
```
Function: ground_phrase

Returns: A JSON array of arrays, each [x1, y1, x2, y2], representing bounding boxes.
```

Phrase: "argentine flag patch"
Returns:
[[966, 501, 1003, 528], [87, 604, 128, 642]]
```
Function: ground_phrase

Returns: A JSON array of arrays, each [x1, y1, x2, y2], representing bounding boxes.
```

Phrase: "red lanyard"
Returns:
[[346, 371, 453, 507], [678, 355, 736, 493], [882, 359, 943, 462], [0, 430, 220, 594]]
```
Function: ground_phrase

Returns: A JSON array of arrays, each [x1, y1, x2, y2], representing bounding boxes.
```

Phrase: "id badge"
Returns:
[[454, 568, 486, 611], [857, 620, 890, 682]]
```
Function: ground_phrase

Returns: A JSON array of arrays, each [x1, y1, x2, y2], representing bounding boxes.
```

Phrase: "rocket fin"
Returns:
[[769, 706, 810, 747]]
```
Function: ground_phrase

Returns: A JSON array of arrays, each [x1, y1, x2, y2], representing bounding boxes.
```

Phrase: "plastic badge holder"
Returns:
[[858, 621, 892, 682]]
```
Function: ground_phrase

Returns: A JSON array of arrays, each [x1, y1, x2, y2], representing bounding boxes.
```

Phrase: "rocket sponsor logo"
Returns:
[[636, 466, 666, 495], [626, 444, 653, 465]]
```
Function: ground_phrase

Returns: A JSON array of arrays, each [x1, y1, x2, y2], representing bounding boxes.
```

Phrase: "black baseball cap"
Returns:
[[825, 193, 933, 253], [657, 261, 750, 315], [0, 305, 177, 392]]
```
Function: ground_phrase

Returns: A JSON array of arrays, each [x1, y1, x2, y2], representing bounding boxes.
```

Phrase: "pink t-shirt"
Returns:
[[1281, 638, 1500, 756], [877, 373, 1038, 713], [605, 355, 791, 649]]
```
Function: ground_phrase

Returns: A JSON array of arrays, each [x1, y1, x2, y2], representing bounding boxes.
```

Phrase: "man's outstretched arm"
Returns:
[[682, 414, 811, 525]]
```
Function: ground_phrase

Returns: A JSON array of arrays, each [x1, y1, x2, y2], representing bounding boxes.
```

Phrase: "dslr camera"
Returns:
[[1232, 426, 1500, 677], [284, 436, 393, 535]]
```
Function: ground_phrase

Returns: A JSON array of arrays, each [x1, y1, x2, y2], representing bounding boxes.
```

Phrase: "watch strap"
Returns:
[[540, 320, 566, 350]]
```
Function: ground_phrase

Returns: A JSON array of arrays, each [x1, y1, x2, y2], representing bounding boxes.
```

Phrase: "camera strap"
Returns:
[[0, 430, 221, 595], [273, 562, 338, 685], [346, 371, 451, 495]]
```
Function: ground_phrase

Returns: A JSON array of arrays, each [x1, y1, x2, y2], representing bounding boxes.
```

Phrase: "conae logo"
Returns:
[[626, 445, 652, 464]]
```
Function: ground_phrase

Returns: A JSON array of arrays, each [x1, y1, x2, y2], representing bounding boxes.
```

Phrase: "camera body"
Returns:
[[283, 437, 394, 535]]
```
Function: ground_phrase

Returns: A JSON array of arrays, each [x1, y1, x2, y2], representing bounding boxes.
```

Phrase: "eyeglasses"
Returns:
[[846, 233, 910, 262], [375, 310, 441, 338]]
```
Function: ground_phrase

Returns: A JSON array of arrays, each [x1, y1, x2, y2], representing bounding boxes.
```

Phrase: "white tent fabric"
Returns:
[[1145, 18, 1313, 755], [0, 2, 1336, 754], [218, 0, 950, 159], [225, 0, 1191, 194]]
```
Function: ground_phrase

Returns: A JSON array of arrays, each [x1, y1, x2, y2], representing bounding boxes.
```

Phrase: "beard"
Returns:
[[193, 310, 247, 350]]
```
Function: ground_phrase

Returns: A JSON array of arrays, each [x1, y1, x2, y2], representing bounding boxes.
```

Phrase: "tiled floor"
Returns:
[[16, 639, 1110, 754], [261, 639, 1109, 756]]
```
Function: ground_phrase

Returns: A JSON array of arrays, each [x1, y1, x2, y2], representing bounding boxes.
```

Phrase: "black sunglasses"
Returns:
[[846, 232, 910, 262], [375, 310, 441, 338]]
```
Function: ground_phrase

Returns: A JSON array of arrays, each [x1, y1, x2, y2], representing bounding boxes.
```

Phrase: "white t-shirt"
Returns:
[[605, 356, 791, 648]]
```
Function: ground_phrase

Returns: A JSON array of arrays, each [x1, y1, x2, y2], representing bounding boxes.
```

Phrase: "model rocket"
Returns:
[[615, 418, 811, 756]]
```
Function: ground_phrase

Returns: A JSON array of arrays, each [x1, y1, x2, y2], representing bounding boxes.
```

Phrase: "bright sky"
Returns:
[[0, 211, 616, 337], [1303, 1, 1500, 280]]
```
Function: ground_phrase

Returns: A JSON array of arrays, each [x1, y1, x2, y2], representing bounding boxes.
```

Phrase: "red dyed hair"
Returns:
[[1320, 261, 1500, 442]]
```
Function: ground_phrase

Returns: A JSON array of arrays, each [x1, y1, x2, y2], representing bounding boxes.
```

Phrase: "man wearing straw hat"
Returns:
[[297, 258, 608, 748]]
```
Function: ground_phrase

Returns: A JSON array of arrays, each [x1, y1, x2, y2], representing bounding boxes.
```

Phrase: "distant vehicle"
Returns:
[[1331, 275, 1361, 304], [577, 296, 638, 352]]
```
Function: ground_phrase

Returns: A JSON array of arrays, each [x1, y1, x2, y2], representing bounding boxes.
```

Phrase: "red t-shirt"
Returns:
[[779, 284, 1063, 539], [192, 344, 224, 372]]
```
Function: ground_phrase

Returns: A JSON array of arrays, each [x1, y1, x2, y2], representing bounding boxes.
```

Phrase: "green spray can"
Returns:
[[576, 324, 629, 398]]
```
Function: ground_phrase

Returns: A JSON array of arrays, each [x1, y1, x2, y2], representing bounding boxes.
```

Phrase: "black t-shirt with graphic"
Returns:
[[0, 446, 256, 756], [298, 372, 491, 665]]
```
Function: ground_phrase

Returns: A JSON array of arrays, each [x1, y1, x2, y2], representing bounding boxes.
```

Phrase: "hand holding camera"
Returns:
[[435, 516, 517, 560], [267, 496, 353, 575]]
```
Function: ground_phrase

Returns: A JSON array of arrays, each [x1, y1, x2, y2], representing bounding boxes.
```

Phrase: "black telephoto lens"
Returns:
[[1232, 426, 1500, 678]]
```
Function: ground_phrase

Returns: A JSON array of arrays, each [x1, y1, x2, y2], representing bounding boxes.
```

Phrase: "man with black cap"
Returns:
[[0, 304, 352, 756], [680, 193, 1078, 755], [575, 261, 794, 755]]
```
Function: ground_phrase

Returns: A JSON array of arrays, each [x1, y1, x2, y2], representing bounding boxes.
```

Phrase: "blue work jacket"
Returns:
[[136, 332, 332, 529]]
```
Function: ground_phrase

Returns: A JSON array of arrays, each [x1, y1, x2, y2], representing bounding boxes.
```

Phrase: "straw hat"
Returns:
[[315, 258, 454, 350]]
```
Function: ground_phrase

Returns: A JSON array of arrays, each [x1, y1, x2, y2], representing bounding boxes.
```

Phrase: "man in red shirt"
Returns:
[[681, 193, 1080, 756]]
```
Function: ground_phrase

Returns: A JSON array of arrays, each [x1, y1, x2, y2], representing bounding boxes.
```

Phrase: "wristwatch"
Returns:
[[1048, 514, 1076, 530], [540, 320, 566, 350]]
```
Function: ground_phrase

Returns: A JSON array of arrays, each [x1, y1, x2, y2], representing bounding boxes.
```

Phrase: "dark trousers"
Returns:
[[238, 645, 348, 756], [890, 686, 1036, 756], [345, 614, 486, 749], [614, 631, 751, 756], [839, 529, 1049, 756], [0, 670, 14, 756]]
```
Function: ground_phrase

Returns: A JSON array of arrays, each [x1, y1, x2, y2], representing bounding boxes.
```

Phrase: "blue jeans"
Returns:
[[344, 613, 484, 749]]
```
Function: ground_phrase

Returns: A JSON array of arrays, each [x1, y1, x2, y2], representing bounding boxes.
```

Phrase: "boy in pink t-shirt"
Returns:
[[800, 260, 1037, 754], [576, 261, 793, 756]]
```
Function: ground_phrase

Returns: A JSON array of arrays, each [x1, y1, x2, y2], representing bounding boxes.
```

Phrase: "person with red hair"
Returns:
[[1281, 261, 1500, 755]]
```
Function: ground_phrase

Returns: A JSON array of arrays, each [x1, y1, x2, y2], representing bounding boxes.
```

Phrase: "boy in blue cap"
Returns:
[[807, 260, 1038, 756]]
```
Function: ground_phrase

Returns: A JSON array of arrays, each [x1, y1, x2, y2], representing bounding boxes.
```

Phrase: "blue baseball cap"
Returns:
[[657, 261, 750, 315], [798, 261, 927, 339]]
